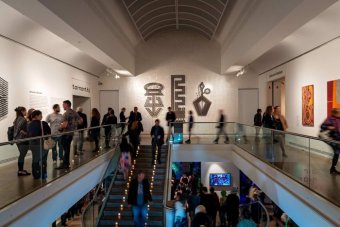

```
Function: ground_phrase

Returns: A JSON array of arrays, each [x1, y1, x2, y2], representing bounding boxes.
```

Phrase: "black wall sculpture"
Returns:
[[193, 82, 211, 116], [171, 75, 186, 121], [144, 82, 164, 117]]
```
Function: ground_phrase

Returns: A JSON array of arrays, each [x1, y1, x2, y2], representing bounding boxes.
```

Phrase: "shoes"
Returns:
[[213, 140, 218, 144], [18, 170, 31, 176], [185, 139, 191, 144], [283, 153, 288, 157], [330, 168, 340, 174], [224, 140, 229, 144], [53, 160, 57, 164], [56, 165, 69, 170]]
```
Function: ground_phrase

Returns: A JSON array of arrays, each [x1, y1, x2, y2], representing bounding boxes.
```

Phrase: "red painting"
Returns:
[[327, 80, 340, 117], [302, 85, 314, 126]]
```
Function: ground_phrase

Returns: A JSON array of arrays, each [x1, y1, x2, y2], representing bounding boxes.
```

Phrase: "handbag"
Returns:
[[41, 121, 55, 150]]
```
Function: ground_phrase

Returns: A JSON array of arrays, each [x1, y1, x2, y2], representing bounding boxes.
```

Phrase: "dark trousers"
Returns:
[[332, 153, 339, 169], [30, 144, 49, 179], [152, 140, 162, 163], [105, 127, 112, 147], [215, 127, 229, 142], [62, 135, 73, 167], [17, 143, 29, 171], [94, 136, 99, 151]]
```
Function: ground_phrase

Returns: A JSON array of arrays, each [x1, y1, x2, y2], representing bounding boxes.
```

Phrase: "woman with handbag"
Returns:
[[28, 110, 52, 179], [89, 108, 101, 153], [321, 108, 340, 174]]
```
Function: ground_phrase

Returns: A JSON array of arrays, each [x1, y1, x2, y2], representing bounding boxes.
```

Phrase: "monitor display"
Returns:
[[209, 173, 231, 186]]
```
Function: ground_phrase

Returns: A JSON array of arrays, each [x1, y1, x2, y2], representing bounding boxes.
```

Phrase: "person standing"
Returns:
[[120, 107, 126, 133], [321, 108, 340, 174], [166, 107, 176, 142], [225, 187, 240, 227], [219, 190, 228, 227], [56, 100, 82, 170], [76, 107, 87, 155], [209, 187, 220, 227], [214, 110, 229, 144], [104, 109, 117, 148], [28, 110, 51, 179], [254, 109, 262, 140], [89, 108, 101, 153], [150, 119, 164, 164], [273, 106, 288, 157], [185, 110, 194, 144], [128, 107, 143, 157], [13, 106, 30, 176], [128, 170, 152, 227], [46, 104, 64, 164], [102, 108, 113, 148]]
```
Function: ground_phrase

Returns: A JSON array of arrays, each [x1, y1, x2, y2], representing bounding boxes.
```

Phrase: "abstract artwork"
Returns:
[[144, 82, 164, 117], [0, 76, 8, 120], [171, 75, 185, 121], [327, 80, 340, 117], [193, 82, 211, 116], [302, 85, 314, 126]]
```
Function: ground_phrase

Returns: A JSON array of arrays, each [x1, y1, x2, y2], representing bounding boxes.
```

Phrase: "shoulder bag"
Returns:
[[41, 121, 55, 150]]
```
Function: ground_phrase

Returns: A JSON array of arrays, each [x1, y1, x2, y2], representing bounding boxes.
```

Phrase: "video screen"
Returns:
[[209, 173, 231, 186]]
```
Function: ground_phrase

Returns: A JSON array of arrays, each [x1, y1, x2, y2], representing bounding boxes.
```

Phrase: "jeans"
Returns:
[[30, 143, 49, 179], [17, 143, 29, 171], [52, 137, 64, 161], [62, 135, 73, 167], [77, 131, 84, 152], [132, 205, 147, 227], [152, 140, 162, 163]]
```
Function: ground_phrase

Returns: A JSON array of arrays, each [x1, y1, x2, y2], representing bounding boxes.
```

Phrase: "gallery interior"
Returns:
[[0, 0, 340, 227]]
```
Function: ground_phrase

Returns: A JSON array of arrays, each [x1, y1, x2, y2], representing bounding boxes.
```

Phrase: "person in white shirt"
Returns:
[[46, 104, 64, 164]]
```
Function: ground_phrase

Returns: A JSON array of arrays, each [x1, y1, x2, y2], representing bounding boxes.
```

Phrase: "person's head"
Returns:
[[331, 108, 340, 118], [107, 107, 113, 113], [137, 170, 145, 182], [231, 187, 238, 194], [168, 106, 172, 112], [241, 207, 252, 220], [202, 187, 208, 193], [209, 187, 215, 193], [63, 100, 71, 110], [26, 108, 35, 121], [257, 109, 262, 114], [274, 106, 281, 115], [92, 108, 100, 119], [31, 110, 42, 121], [109, 109, 115, 115], [76, 107, 83, 113], [189, 110, 193, 115], [195, 205, 206, 215], [155, 119, 160, 126], [219, 109, 223, 114], [15, 106, 26, 118], [53, 104, 60, 113], [121, 107, 126, 112], [221, 190, 227, 197], [265, 106, 273, 115], [134, 107, 138, 113]]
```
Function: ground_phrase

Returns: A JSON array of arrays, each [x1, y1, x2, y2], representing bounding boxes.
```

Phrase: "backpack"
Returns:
[[7, 126, 14, 142]]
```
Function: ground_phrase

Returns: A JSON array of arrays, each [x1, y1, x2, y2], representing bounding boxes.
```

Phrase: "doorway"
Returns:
[[99, 90, 119, 117], [268, 78, 286, 116], [73, 95, 91, 126], [238, 88, 259, 125]]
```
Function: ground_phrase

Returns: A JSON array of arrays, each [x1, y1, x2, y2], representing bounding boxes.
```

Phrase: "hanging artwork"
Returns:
[[327, 80, 340, 117], [144, 82, 164, 117], [193, 82, 211, 116], [171, 75, 186, 121], [302, 85, 314, 126], [0, 76, 8, 120]]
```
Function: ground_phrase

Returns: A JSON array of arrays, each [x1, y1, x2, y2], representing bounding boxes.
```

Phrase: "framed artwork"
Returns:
[[327, 80, 340, 117], [302, 85, 314, 126]]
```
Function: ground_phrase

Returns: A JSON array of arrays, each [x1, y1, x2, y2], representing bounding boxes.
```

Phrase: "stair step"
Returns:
[[109, 194, 163, 200], [102, 210, 163, 217], [99, 219, 162, 226], [111, 187, 164, 194], [106, 202, 163, 209]]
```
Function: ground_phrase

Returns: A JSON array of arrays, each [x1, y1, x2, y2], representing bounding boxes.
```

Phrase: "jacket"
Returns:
[[166, 111, 176, 126], [254, 113, 262, 126], [77, 112, 88, 129], [150, 125, 164, 144], [262, 113, 275, 129], [89, 116, 100, 137], [128, 178, 152, 205]]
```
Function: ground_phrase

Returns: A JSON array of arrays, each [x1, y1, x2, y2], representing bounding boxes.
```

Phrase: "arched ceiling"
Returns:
[[122, 0, 230, 40]]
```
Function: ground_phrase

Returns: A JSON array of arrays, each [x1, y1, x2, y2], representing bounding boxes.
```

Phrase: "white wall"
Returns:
[[257, 38, 340, 156], [0, 36, 100, 159], [99, 31, 258, 133]]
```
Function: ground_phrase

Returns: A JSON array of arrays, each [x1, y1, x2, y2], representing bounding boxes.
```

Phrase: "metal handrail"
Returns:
[[239, 200, 270, 227], [163, 144, 173, 215], [2, 123, 126, 146]]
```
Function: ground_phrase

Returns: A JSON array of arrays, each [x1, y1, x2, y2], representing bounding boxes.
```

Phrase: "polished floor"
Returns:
[[0, 137, 112, 210]]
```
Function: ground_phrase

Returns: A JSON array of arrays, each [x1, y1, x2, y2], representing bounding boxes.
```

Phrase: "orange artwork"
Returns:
[[302, 85, 314, 126]]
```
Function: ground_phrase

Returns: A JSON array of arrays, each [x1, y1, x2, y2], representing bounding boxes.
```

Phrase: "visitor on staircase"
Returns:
[[150, 119, 164, 165]]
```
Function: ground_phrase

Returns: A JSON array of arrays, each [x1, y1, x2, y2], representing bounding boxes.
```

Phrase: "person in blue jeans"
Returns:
[[128, 170, 152, 227]]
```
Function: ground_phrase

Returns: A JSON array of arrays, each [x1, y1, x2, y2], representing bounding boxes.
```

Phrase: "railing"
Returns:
[[239, 200, 270, 227], [0, 124, 122, 210], [169, 121, 340, 209], [163, 143, 173, 226]]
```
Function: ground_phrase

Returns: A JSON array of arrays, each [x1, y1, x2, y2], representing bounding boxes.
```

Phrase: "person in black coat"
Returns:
[[104, 109, 117, 148], [128, 107, 143, 157], [225, 188, 240, 227], [165, 106, 176, 141], [76, 107, 87, 155], [28, 110, 51, 179], [128, 170, 152, 227], [89, 108, 101, 152], [150, 119, 164, 165], [191, 205, 212, 227], [214, 109, 229, 144], [119, 107, 126, 133]]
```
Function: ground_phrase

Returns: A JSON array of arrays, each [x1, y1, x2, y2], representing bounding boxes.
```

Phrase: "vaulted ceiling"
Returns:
[[122, 0, 230, 40]]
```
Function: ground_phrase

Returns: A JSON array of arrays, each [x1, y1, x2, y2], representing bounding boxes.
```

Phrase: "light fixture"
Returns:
[[115, 74, 120, 79], [236, 65, 248, 77]]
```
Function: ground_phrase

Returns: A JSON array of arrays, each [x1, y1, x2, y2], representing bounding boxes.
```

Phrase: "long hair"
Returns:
[[26, 108, 35, 121], [15, 106, 26, 118], [92, 108, 101, 120], [265, 106, 273, 116]]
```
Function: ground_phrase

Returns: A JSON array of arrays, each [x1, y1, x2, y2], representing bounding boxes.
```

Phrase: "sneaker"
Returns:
[[185, 139, 191, 144], [18, 170, 31, 176]]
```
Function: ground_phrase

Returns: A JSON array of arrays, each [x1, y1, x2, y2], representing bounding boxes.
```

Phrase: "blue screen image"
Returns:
[[209, 173, 231, 186]]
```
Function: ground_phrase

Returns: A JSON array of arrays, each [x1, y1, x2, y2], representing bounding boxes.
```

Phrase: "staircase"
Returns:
[[99, 145, 168, 226]]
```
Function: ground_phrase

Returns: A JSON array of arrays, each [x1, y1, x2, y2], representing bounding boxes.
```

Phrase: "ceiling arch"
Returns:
[[122, 0, 230, 40]]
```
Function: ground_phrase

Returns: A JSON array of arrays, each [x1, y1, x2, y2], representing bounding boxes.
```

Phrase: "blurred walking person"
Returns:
[[273, 106, 288, 157], [254, 109, 262, 140], [120, 107, 126, 134], [214, 110, 229, 144], [185, 110, 194, 144], [166, 106, 176, 142], [89, 108, 101, 153], [76, 107, 87, 155]]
